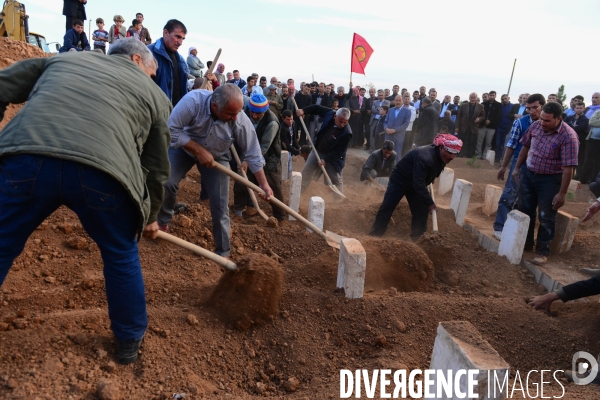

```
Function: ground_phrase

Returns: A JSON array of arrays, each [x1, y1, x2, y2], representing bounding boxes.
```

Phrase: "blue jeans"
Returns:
[[493, 162, 525, 232], [158, 147, 231, 257], [0, 155, 147, 341], [369, 179, 429, 238], [518, 168, 562, 256], [495, 127, 510, 162]]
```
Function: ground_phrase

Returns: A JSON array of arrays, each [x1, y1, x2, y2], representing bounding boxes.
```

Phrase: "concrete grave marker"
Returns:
[[550, 211, 579, 254], [482, 185, 502, 216], [307, 196, 324, 233], [450, 179, 472, 226], [336, 238, 366, 299], [288, 172, 302, 221], [429, 321, 509, 400], [498, 210, 530, 264], [438, 167, 454, 196]]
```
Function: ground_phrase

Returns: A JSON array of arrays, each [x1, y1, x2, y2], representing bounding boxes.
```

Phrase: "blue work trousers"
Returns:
[[0, 155, 147, 341], [518, 168, 562, 256]]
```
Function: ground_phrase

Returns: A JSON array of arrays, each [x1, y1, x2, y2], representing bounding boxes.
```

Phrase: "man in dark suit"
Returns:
[[63, 0, 87, 32], [510, 93, 529, 121], [455, 93, 486, 158], [227, 70, 246, 89], [414, 97, 439, 147]]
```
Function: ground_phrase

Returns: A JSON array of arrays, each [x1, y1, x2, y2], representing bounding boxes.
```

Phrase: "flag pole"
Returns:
[[507, 59, 517, 96]]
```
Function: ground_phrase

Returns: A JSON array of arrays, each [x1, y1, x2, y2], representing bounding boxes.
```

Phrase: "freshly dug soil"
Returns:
[[0, 37, 52, 131], [1, 38, 600, 398], [208, 254, 284, 331]]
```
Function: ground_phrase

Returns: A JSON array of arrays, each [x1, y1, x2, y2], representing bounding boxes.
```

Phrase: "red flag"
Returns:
[[350, 33, 374, 75]]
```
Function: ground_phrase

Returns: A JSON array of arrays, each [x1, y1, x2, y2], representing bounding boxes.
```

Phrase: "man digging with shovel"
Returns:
[[158, 83, 273, 258], [369, 134, 462, 239], [0, 39, 171, 364], [295, 106, 352, 194]]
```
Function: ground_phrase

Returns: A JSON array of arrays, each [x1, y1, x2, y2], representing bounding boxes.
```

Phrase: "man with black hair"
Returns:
[[133, 13, 152, 45], [493, 93, 545, 239], [59, 19, 90, 52], [360, 140, 397, 183], [148, 19, 189, 106], [513, 101, 579, 265], [227, 70, 246, 89], [476, 90, 502, 159]]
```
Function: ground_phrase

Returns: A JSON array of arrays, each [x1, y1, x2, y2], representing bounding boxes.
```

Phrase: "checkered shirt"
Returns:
[[520, 120, 579, 174]]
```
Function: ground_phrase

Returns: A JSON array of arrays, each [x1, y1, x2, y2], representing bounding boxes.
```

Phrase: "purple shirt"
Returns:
[[520, 120, 579, 174]]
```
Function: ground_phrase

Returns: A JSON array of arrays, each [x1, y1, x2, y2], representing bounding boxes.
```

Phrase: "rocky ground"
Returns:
[[1, 38, 600, 399]]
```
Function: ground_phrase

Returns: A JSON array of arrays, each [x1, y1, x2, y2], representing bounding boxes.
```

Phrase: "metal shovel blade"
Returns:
[[324, 230, 348, 249], [328, 183, 346, 199]]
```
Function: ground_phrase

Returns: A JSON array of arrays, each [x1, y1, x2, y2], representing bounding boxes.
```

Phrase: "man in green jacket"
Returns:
[[0, 38, 172, 364]]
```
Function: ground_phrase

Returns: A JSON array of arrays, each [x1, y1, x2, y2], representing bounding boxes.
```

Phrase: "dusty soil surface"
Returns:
[[0, 38, 53, 132], [1, 40, 600, 399]]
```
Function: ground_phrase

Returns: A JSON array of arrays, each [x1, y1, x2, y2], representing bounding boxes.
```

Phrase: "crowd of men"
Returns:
[[0, 5, 596, 368]]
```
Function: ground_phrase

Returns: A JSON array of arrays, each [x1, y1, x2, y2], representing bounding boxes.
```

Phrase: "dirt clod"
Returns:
[[283, 377, 300, 392], [267, 217, 278, 228], [97, 380, 120, 400], [208, 254, 283, 331], [66, 236, 88, 250]]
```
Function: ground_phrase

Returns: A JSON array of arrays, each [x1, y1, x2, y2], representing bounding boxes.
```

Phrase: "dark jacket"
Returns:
[[510, 103, 529, 119], [414, 105, 439, 146], [62, 0, 86, 19], [360, 149, 397, 181], [448, 103, 459, 117], [246, 109, 280, 172], [483, 99, 502, 129], [148, 38, 189, 106], [564, 114, 590, 140], [312, 92, 330, 108], [390, 145, 446, 206], [279, 121, 300, 156], [438, 117, 455, 133], [557, 275, 600, 303], [59, 28, 90, 52], [305, 105, 352, 172], [0, 52, 172, 234], [128, 25, 152, 45], [455, 102, 486, 136], [227, 79, 246, 89]]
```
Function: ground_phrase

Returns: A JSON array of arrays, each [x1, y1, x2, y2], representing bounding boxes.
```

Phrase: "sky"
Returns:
[[23, 0, 600, 103]]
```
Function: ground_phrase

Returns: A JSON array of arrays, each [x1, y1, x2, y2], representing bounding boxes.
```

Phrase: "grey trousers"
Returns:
[[300, 151, 343, 192], [476, 127, 495, 158], [158, 147, 231, 257]]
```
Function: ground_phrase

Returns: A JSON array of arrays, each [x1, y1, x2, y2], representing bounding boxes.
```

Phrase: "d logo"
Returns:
[[572, 351, 598, 385]]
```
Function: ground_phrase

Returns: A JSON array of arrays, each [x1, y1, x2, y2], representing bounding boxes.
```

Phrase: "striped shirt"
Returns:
[[168, 90, 265, 173], [506, 115, 535, 161], [520, 120, 579, 174]]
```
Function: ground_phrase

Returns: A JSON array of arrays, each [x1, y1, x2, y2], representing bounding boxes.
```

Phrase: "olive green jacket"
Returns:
[[0, 52, 172, 234]]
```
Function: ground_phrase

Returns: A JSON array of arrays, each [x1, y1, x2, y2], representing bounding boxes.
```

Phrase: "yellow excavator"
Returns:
[[0, 0, 56, 52]]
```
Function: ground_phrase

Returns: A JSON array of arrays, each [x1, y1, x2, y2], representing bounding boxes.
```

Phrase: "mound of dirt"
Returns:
[[0, 37, 53, 131], [362, 238, 435, 292], [208, 254, 284, 331]]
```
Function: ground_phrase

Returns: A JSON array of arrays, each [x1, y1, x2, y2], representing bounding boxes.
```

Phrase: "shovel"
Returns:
[[157, 230, 237, 271], [230, 144, 269, 221], [212, 162, 341, 248], [200, 48, 222, 90], [291, 98, 346, 199], [428, 184, 438, 233]]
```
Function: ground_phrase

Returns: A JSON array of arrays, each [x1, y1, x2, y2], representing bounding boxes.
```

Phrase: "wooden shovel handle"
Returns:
[[212, 162, 331, 242], [157, 230, 237, 271]]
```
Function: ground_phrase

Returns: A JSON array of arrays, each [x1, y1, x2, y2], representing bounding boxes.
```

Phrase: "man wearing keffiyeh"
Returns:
[[370, 134, 462, 238]]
